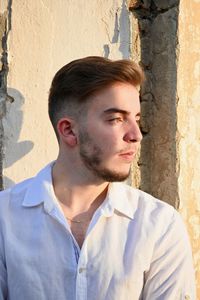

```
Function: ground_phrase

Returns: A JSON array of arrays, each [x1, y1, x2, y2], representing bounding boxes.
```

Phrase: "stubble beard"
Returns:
[[79, 129, 131, 182]]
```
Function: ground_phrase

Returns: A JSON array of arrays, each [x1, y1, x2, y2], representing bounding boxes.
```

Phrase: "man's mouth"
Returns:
[[118, 151, 136, 161]]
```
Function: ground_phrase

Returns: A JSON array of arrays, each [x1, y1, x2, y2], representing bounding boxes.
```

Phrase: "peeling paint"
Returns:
[[101, 0, 131, 59]]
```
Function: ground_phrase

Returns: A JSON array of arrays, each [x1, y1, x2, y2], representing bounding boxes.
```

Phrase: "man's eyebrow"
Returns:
[[103, 108, 141, 117], [103, 108, 129, 115]]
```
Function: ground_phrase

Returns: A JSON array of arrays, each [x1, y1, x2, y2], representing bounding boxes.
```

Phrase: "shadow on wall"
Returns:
[[103, 0, 130, 59], [3, 88, 34, 188]]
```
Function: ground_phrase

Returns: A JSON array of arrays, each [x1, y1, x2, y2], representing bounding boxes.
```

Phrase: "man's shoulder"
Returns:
[[0, 162, 53, 210], [116, 182, 183, 242], [0, 177, 34, 210], [114, 182, 177, 226], [0, 162, 54, 222], [117, 182, 175, 211]]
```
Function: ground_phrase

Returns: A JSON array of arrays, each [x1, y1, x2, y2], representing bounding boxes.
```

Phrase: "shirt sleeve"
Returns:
[[0, 231, 7, 300], [142, 210, 196, 300]]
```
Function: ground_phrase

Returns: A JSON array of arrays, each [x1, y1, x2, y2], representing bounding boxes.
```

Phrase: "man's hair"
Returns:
[[48, 56, 144, 138]]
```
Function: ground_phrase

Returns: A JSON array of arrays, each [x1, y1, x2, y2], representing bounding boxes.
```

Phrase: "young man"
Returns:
[[0, 57, 196, 299]]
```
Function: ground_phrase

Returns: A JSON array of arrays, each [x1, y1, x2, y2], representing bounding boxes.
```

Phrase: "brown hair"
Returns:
[[48, 56, 144, 137]]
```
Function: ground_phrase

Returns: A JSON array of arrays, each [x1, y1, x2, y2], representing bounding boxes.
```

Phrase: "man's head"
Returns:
[[48, 56, 144, 182], [48, 56, 144, 138]]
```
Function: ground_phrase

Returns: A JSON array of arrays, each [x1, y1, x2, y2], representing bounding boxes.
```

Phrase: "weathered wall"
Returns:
[[0, 0, 11, 190], [3, 0, 131, 187], [177, 0, 200, 295], [129, 0, 200, 295], [130, 0, 179, 207]]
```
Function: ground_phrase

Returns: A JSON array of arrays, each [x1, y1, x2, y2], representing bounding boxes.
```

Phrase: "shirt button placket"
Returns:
[[76, 267, 87, 300], [76, 249, 88, 300]]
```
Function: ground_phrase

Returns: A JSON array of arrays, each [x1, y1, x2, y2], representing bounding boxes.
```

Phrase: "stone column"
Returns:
[[129, 0, 200, 296], [130, 0, 179, 206]]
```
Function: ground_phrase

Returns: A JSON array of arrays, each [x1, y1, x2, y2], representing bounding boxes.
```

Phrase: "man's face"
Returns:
[[77, 82, 142, 182]]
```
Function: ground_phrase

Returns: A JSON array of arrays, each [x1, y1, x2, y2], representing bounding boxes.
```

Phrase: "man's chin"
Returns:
[[96, 168, 131, 182]]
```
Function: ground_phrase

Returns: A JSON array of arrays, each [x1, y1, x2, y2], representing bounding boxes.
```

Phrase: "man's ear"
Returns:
[[57, 118, 77, 146]]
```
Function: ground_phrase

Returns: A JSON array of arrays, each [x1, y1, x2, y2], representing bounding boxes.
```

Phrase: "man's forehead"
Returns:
[[89, 97, 140, 118], [87, 83, 140, 110]]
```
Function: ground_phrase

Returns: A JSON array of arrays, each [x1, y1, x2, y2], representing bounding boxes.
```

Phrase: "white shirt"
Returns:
[[0, 163, 196, 300]]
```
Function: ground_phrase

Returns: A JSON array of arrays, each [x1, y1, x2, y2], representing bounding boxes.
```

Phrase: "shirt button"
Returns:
[[79, 267, 85, 273]]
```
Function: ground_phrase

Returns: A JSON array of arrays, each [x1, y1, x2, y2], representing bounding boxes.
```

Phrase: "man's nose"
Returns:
[[123, 121, 143, 143]]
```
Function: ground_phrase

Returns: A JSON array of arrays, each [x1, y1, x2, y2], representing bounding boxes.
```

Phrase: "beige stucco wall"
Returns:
[[177, 0, 200, 295], [4, 0, 131, 187]]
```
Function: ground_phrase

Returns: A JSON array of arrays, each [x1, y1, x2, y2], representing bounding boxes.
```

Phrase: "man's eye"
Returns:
[[108, 118, 123, 123]]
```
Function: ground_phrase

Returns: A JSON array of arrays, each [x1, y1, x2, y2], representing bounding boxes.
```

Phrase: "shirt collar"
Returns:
[[100, 182, 139, 220], [22, 162, 138, 219], [22, 162, 56, 212]]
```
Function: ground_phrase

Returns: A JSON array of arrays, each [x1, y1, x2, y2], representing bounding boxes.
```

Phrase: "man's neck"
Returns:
[[52, 159, 109, 215], [52, 160, 109, 249]]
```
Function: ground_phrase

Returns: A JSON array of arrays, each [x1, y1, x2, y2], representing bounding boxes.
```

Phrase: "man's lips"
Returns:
[[119, 151, 135, 156], [118, 151, 136, 161]]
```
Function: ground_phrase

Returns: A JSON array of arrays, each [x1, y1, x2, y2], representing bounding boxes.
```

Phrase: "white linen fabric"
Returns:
[[0, 163, 196, 300]]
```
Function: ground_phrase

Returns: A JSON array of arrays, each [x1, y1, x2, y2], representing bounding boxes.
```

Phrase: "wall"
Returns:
[[0, 0, 10, 189], [129, 0, 179, 207], [129, 0, 200, 295], [177, 0, 200, 295], [3, 0, 131, 187]]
